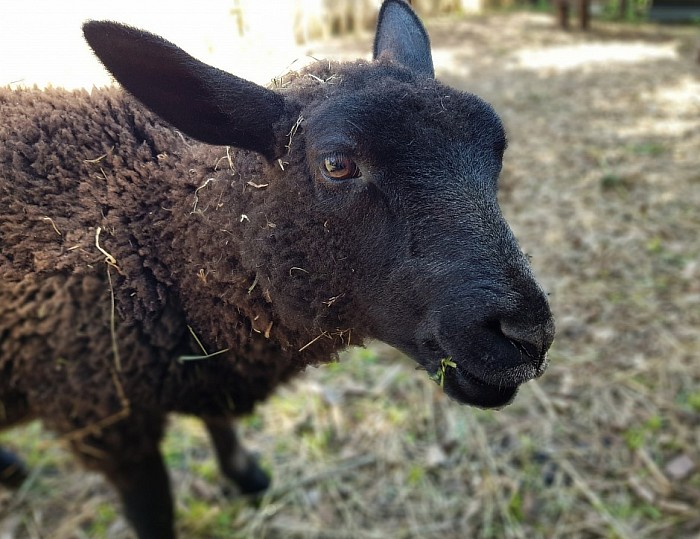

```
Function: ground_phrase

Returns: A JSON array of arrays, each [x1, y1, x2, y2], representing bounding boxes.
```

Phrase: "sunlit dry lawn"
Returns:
[[2, 7, 700, 539]]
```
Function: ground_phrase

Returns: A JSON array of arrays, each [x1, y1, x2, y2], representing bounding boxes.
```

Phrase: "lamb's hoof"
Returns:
[[0, 448, 29, 489], [236, 460, 271, 496], [222, 458, 271, 499]]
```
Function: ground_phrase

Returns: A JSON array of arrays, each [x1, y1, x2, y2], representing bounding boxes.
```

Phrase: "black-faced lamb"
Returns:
[[0, 1, 555, 537]]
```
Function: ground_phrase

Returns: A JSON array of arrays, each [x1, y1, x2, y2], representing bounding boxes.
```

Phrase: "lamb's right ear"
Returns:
[[373, 0, 434, 78], [83, 21, 286, 160]]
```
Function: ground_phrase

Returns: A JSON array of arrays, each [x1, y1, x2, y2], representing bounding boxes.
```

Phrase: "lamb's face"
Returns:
[[279, 63, 554, 408], [83, 0, 554, 409]]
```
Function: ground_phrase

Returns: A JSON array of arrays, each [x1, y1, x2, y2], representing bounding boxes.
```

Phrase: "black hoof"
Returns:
[[235, 459, 270, 495], [222, 457, 271, 498], [0, 448, 29, 489]]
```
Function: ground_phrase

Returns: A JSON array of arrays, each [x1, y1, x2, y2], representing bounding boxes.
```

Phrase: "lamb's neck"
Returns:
[[152, 144, 277, 352]]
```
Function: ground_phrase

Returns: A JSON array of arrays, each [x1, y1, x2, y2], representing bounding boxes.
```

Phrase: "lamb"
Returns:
[[0, 1, 555, 538]]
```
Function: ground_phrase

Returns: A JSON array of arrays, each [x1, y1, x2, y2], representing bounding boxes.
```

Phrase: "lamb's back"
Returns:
[[0, 87, 185, 278]]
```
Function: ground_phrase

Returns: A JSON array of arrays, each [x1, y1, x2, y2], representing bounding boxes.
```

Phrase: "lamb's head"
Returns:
[[83, 0, 554, 409]]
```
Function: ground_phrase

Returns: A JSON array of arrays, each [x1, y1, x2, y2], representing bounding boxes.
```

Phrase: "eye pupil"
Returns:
[[322, 155, 360, 180]]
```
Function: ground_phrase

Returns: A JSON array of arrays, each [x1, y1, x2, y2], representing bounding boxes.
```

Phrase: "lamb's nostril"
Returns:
[[507, 336, 541, 361], [498, 319, 551, 363]]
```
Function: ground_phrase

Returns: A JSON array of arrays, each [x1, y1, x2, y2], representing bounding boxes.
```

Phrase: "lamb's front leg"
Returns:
[[106, 451, 174, 539], [203, 416, 270, 495], [69, 413, 175, 539]]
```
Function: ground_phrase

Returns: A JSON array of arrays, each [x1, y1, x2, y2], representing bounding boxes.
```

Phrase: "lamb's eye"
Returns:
[[321, 154, 360, 181]]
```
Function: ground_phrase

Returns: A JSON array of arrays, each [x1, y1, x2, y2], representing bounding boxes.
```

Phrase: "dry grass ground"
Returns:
[[2, 11, 699, 539]]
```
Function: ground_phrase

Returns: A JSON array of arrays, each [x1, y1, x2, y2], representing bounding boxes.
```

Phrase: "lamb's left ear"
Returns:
[[83, 21, 286, 160], [373, 0, 434, 78]]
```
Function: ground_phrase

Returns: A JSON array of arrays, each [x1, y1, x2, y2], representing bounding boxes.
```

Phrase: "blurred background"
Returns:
[[1, 1, 699, 538]]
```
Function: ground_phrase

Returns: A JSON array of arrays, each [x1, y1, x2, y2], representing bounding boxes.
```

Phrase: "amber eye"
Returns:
[[321, 154, 361, 181]]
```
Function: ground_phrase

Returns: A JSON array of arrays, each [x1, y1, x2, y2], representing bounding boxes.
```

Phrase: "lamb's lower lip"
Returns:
[[442, 368, 520, 409]]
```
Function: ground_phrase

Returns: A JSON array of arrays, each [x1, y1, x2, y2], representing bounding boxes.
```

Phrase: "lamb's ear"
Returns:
[[83, 21, 286, 160], [373, 0, 434, 78]]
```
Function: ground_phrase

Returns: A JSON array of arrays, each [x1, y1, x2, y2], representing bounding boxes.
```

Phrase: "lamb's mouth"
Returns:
[[419, 335, 546, 409], [440, 368, 520, 409]]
